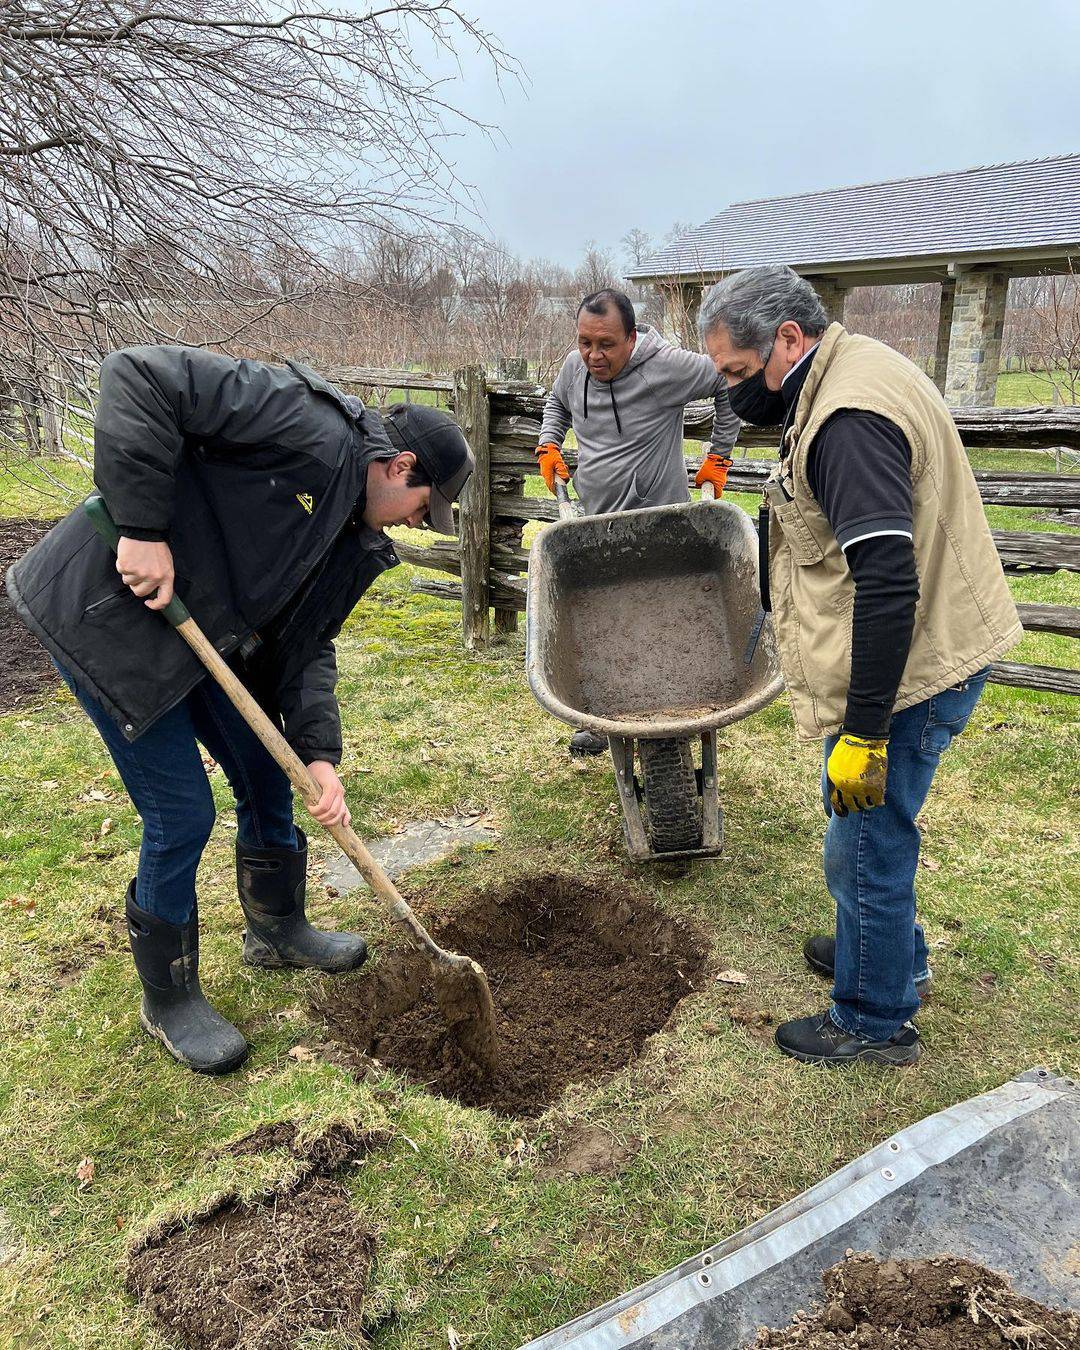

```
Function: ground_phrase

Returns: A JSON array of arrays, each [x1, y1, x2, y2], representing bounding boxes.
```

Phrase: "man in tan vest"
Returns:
[[699, 265, 1021, 1067]]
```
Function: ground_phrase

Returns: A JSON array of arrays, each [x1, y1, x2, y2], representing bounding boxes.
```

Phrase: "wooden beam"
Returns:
[[394, 538, 528, 575], [735, 407, 1080, 452], [454, 365, 492, 649], [488, 448, 1080, 510], [412, 573, 526, 611], [493, 495, 560, 523], [322, 365, 453, 393], [1016, 603, 1080, 638], [992, 530, 1080, 573], [988, 662, 1080, 696]]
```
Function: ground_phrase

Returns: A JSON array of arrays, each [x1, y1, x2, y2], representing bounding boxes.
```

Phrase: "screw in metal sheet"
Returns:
[[699, 1273, 712, 1287], [881, 1167, 895, 1181], [702, 1255, 715, 1267], [888, 1141, 900, 1152]]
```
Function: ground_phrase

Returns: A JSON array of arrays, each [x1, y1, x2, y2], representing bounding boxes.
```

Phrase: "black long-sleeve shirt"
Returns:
[[782, 352, 920, 739]]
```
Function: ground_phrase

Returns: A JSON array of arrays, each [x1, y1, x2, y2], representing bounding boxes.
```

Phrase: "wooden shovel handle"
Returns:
[[174, 619, 451, 963]]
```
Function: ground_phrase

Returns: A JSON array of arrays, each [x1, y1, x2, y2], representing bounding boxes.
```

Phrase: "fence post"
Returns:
[[492, 356, 528, 635], [498, 356, 528, 381], [455, 364, 491, 649]]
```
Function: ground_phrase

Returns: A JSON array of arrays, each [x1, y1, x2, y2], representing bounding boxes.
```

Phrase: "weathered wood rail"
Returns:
[[325, 364, 1080, 698]]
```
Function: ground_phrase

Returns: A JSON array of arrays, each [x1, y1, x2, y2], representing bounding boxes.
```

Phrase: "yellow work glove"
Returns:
[[826, 735, 888, 817]]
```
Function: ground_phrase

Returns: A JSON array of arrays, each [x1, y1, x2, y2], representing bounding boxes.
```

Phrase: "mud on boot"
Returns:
[[125, 883, 248, 1075], [236, 828, 368, 973]]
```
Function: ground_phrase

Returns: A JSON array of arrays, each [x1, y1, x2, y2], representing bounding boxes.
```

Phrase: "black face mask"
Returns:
[[728, 348, 786, 425]]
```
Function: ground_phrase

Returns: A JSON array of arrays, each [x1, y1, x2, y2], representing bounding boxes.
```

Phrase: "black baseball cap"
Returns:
[[383, 403, 475, 535]]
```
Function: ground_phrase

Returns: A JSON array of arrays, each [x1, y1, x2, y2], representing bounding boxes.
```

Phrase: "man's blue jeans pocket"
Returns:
[[919, 668, 991, 754]]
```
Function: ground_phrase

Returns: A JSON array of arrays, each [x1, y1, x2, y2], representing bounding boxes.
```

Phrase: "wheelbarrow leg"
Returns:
[[700, 730, 723, 851], [608, 735, 651, 862]]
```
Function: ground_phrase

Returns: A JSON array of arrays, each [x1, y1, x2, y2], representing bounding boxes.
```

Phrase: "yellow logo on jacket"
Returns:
[[296, 493, 314, 514]]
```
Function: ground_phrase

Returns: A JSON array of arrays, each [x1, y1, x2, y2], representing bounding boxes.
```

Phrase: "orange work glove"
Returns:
[[695, 451, 733, 496], [535, 442, 570, 494]]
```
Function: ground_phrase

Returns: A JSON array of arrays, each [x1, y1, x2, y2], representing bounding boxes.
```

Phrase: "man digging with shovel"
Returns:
[[7, 346, 475, 1074]]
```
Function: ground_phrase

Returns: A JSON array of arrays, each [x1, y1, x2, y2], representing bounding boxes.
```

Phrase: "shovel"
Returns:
[[84, 494, 500, 1075]]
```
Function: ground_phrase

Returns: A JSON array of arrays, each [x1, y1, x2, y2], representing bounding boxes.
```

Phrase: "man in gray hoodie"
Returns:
[[535, 288, 741, 753]]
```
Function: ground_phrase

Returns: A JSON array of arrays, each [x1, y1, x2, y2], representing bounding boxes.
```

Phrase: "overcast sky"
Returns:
[[440, 0, 1080, 270]]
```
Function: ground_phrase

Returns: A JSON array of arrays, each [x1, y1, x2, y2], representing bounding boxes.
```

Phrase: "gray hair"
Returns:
[[698, 264, 828, 357]]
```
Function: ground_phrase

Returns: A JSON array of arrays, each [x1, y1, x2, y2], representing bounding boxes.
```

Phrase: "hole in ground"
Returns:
[[312, 872, 708, 1117]]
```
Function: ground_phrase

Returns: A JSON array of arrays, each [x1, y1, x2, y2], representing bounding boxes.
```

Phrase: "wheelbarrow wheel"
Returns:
[[638, 737, 702, 854]]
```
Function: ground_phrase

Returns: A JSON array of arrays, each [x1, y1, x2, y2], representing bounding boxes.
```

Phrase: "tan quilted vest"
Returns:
[[766, 323, 1021, 740]]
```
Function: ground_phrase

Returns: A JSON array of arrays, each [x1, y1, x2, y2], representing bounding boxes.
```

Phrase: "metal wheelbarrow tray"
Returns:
[[526, 498, 783, 861]]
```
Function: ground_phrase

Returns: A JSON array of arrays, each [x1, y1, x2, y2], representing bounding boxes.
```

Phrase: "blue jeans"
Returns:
[[822, 669, 990, 1041], [56, 665, 296, 925]]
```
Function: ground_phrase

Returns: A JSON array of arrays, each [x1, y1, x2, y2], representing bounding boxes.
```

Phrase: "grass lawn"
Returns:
[[1, 440, 1078, 1346], [995, 369, 1079, 407]]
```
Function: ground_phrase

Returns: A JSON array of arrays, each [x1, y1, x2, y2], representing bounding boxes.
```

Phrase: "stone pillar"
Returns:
[[932, 279, 956, 392], [944, 268, 1008, 407], [808, 276, 846, 325]]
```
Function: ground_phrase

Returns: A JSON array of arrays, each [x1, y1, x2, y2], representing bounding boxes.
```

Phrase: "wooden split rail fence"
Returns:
[[326, 364, 1080, 698]]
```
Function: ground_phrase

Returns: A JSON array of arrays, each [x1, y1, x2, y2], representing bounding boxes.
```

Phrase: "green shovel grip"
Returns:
[[84, 494, 191, 627]]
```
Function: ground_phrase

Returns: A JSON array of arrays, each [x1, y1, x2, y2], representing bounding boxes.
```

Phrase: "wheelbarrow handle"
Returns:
[[554, 479, 577, 521], [700, 441, 716, 501]]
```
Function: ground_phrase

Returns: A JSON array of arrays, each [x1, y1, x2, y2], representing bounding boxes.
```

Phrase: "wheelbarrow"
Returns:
[[526, 476, 783, 862]]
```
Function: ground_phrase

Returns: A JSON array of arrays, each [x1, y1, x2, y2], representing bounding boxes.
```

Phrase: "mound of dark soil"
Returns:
[[0, 518, 59, 713], [128, 1179, 375, 1350], [216, 1120, 386, 1173], [751, 1252, 1080, 1348], [313, 873, 708, 1116], [128, 1125, 384, 1350]]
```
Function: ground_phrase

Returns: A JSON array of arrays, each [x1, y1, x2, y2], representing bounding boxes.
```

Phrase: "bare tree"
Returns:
[[573, 241, 620, 298], [0, 0, 513, 485], [620, 227, 654, 272], [1018, 265, 1080, 405]]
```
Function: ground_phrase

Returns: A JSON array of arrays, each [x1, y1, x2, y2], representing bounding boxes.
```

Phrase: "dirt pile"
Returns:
[[751, 1252, 1080, 1348], [313, 873, 707, 1116], [128, 1124, 384, 1350], [0, 518, 59, 713]]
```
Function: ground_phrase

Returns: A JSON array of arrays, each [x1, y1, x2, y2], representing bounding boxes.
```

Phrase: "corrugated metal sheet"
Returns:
[[628, 155, 1080, 279]]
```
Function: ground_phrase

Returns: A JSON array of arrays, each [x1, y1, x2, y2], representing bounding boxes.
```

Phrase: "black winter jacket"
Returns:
[[5, 346, 400, 764]]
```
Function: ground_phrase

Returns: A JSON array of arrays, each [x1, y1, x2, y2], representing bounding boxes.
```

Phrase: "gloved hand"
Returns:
[[535, 443, 570, 494], [826, 735, 888, 816], [695, 451, 734, 496]]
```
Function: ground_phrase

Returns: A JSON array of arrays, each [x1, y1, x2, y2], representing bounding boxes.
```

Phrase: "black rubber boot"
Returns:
[[236, 828, 368, 973], [803, 935, 932, 999], [569, 729, 607, 757], [125, 883, 249, 1075]]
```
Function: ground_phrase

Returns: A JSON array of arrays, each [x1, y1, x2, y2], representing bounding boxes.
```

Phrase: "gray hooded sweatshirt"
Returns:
[[538, 325, 740, 515]]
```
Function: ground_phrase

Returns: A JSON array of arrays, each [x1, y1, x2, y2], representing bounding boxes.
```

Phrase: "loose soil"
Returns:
[[0, 518, 58, 713], [128, 1125, 384, 1350], [750, 1253, 1080, 1348], [536, 1123, 642, 1180], [312, 873, 708, 1116]]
